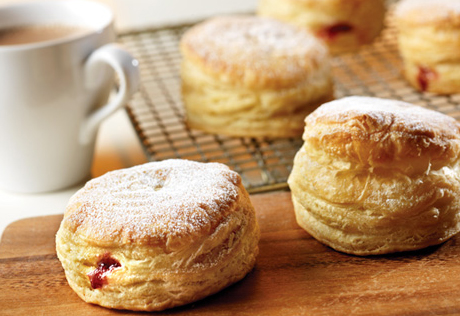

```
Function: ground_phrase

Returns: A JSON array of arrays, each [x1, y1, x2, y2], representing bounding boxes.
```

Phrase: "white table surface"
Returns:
[[0, 0, 257, 239]]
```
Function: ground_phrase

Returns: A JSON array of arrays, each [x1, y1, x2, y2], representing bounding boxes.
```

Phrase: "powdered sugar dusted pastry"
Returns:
[[257, 0, 386, 54], [395, 0, 460, 94], [288, 96, 460, 255], [180, 15, 333, 138], [56, 159, 260, 311]]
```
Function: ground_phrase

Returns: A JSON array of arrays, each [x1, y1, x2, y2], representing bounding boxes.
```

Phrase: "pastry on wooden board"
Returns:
[[288, 96, 460, 255], [56, 159, 260, 311]]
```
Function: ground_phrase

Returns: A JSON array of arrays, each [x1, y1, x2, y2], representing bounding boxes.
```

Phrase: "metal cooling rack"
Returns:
[[118, 15, 460, 194]]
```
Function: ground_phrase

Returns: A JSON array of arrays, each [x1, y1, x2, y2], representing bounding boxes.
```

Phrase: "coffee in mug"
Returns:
[[0, 1, 140, 193], [0, 24, 92, 46]]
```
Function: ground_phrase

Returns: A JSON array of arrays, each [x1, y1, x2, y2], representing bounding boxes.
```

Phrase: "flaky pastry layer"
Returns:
[[403, 60, 460, 95], [288, 97, 460, 255], [180, 15, 333, 137], [395, 0, 460, 94], [56, 160, 260, 311], [181, 55, 333, 138]]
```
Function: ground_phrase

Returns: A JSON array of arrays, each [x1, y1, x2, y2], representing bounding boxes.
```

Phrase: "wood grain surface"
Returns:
[[1, 191, 460, 315]]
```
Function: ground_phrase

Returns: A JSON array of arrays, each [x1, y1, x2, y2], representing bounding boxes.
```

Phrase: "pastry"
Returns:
[[288, 96, 460, 255], [180, 15, 333, 138], [395, 0, 460, 94], [56, 159, 260, 311], [257, 0, 386, 54]]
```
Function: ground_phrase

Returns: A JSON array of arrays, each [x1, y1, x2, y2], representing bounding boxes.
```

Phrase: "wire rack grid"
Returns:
[[118, 15, 460, 194]]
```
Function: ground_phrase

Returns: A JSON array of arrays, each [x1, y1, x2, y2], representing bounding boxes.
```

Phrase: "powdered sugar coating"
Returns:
[[395, 0, 460, 25], [64, 160, 243, 248], [304, 96, 460, 169], [180, 15, 329, 89], [307, 96, 458, 130]]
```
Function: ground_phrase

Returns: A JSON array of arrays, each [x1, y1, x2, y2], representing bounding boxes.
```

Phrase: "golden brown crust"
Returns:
[[288, 96, 460, 255], [257, 0, 386, 54], [181, 56, 334, 137], [61, 160, 243, 249], [56, 160, 260, 311], [303, 96, 460, 172], [180, 15, 333, 138]]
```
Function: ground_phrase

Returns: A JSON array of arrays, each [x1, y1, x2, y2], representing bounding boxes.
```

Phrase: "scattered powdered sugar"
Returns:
[[66, 160, 242, 246], [182, 15, 327, 81], [307, 96, 460, 135], [303, 97, 460, 169]]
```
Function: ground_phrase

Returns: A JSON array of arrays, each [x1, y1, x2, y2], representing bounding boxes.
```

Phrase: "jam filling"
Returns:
[[417, 66, 438, 92], [317, 23, 353, 41], [87, 253, 121, 289]]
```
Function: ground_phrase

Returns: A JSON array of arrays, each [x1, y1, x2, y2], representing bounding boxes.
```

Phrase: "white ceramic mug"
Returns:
[[0, 0, 140, 193]]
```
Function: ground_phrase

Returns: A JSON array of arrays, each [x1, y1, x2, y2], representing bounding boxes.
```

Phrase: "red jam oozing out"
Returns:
[[317, 23, 353, 41], [87, 253, 121, 289], [417, 66, 438, 92]]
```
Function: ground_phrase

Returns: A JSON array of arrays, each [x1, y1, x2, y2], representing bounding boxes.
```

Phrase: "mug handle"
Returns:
[[79, 43, 140, 145]]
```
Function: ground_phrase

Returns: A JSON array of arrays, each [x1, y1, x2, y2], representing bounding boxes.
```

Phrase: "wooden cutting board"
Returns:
[[2, 191, 460, 315]]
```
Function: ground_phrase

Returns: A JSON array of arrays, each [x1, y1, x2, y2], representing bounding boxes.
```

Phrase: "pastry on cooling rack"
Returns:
[[180, 15, 333, 138], [257, 0, 386, 55], [55, 159, 260, 311], [288, 96, 460, 256], [395, 0, 460, 94]]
